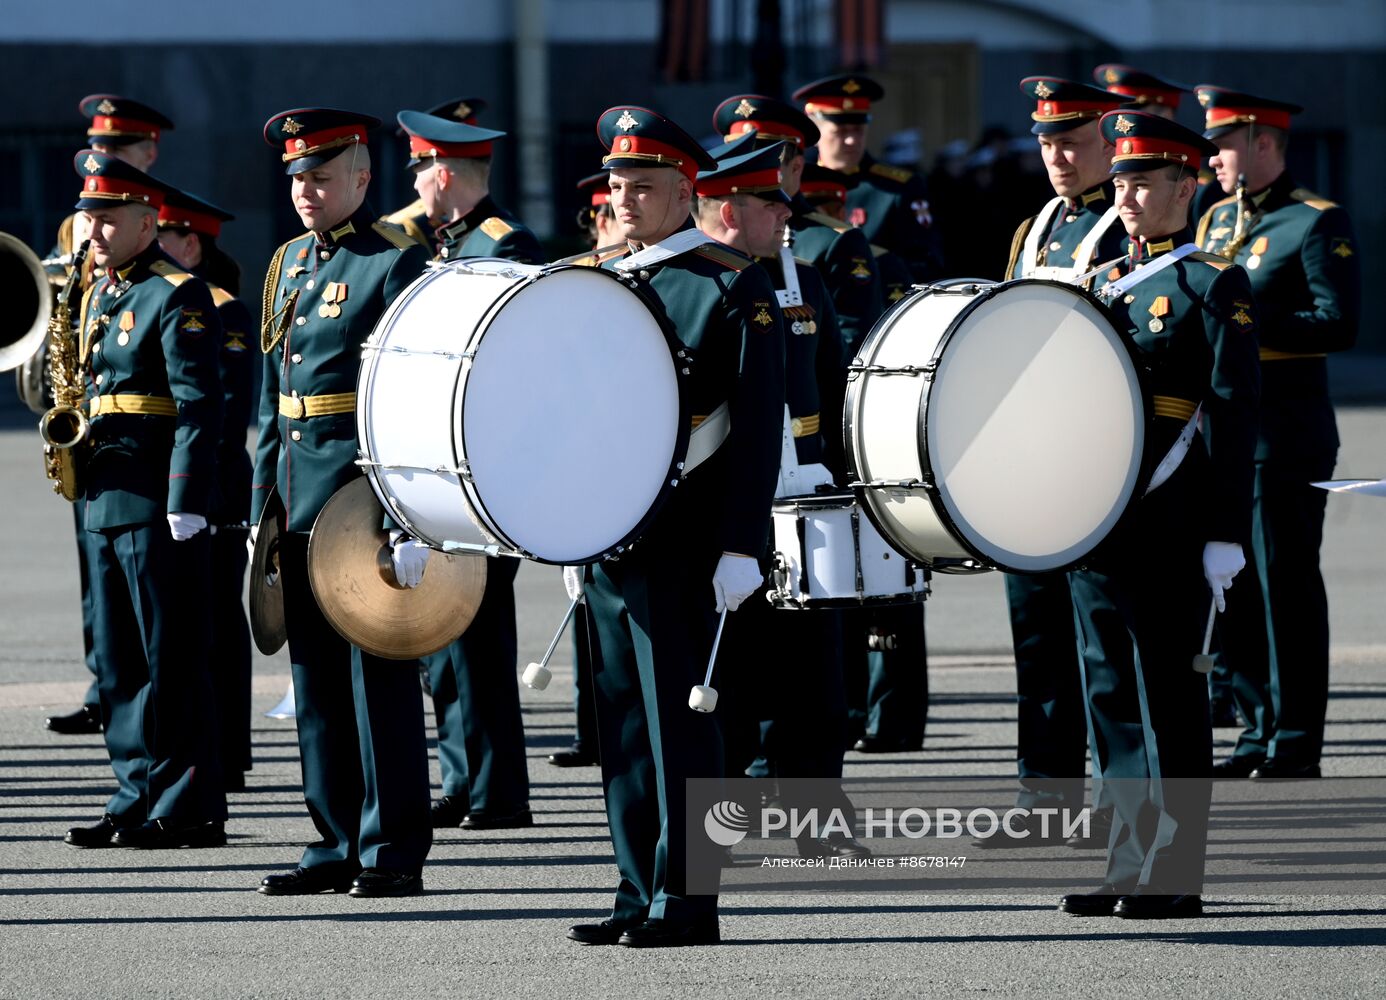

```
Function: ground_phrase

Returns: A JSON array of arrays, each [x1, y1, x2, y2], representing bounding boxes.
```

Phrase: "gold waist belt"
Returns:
[[1152, 395, 1198, 422], [88, 394, 177, 417], [1259, 348, 1327, 362], [279, 391, 356, 420]]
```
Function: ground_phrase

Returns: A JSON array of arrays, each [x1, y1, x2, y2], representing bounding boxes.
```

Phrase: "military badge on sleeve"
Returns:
[[179, 308, 207, 336], [1230, 301, 1255, 330], [1331, 237, 1354, 259], [751, 302, 775, 329]]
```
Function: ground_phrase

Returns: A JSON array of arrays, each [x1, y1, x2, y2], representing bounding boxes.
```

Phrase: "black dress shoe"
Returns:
[[460, 807, 533, 830], [1249, 759, 1322, 780], [548, 747, 598, 767], [1066, 806, 1114, 849], [852, 735, 922, 754], [1114, 893, 1203, 919], [567, 918, 642, 945], [430, 795, 469, 828], [258, 866, 357, 896], [1059, 884, 1127, 916], [348, 868, 423, 898], [112, 818, 226, 849], [618, 918, 721, 948], [65, 814, 122, 848], [1212, 755, 1264, 780], [46, 704, 102, 735]]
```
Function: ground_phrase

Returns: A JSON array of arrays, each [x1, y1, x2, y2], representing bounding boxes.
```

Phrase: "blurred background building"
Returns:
[[1, 0, 1382, 344]]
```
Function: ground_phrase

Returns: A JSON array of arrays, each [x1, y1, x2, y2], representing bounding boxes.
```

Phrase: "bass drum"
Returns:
[[844, 279, 1147, 574], [358, 259, 688, 564]]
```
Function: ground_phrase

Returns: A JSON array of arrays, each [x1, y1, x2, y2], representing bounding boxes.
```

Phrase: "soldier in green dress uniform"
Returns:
[[62, 151, 228, 850], [381, 97, 489, 246], [793, 74, 944, 281], [1060, 111, 1259, 918], [156, 187, 255, 790], [252, 108, 433, 898], [1194, 86, 1360, 781], [396, 109, 542, 829], [565, 106, 783, 949]]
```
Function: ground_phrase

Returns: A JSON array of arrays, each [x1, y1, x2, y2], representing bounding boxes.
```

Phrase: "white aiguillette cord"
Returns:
[[615, 228, 717, 272]]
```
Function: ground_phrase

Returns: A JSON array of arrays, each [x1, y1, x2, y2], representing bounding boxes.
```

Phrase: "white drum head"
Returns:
[[458, 267, 681, 563], [926, 281, 1143, 571]]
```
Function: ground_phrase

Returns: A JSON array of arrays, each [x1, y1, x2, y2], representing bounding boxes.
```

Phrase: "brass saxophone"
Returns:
[[1219, 173, 1261, 261], [39, 239, 91, 502]]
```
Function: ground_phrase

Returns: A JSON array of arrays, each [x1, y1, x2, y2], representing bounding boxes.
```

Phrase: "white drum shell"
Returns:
[[846, 280, 1145, 573], [770, 494, 928, 609]]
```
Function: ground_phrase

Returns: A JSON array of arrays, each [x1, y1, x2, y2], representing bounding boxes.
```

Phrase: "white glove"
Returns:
[[711, 552, 763, 613], [167, 512, 207, 542], [388, 529, 430, 588], [563, 565, 585, 601], [1203, 541, 1246, 613], [247, 522, 259, 559]]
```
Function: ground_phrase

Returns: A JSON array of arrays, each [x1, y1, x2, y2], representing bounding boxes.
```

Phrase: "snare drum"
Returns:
[[845, 279, 1147, 574], [357, 260, 688, 564], [769, 492, 928, 609]]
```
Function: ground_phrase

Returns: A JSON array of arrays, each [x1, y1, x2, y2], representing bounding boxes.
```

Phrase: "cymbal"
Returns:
[[249, 488, 288, 655], [307, 477, 488, 660]]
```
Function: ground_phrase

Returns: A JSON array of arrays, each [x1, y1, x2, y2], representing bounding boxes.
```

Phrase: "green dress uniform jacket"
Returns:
[[436, 195, 544, 263], [841, 153, 944, 281], [1070, 235, 1260, 892], [787, 195, 884, 361], [1196, 172, 1360, 767], [80, 240, 227, 826], [585, 230, 785, 925]]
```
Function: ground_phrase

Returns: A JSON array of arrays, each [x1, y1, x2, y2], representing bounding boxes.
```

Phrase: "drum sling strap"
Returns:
[[1020, 197, 1122, 283], [1097, 243, 1205, 495]]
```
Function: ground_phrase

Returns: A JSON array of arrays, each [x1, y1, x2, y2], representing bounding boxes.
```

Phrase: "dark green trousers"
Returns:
[[585, 549, 723, 925], [862, 604, 928, 746], [1004, 571, 1089, 809], [568, 609, 599, 756], [74, 501, 100, 711], [210, 528, 252, 774], [86, 521, 225, 825], [279, 533, 432, 875], [423, 556, 529, 814]]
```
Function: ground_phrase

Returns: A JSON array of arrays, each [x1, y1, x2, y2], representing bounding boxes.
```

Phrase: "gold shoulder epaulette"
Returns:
[[149, 259, 194, 286], [480, 216, 514, 240], [383, 198, 425, 225], [1005, 215, 1035, 279], [371, 221, 419, 251], [56, 213, 75, 256], [207, 283, 235, 307], [1291, 187, 1338, 211], [1189, 251, 1233, 271], [1194, 196, 1237, 246], [869, 162, 913, 183], [870, 244, 889, 258], [694, 244, 750, 271], [803, 210, 851, 233]]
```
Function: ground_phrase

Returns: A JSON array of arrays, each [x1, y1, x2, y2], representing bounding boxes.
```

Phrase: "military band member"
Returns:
[[252, 108, 433, 897], [566, 106, 783, 949], [574, 170, 620, 255], [156, 187, 254, 790], [1094, 64, 1187, 121], [47, 95, 175, 737], [1195, 86, 1361, 781], [396, 109, 539, 829], [1061, 111, 1259, 918], [996, 77, 1127, 843], [382, 96, 489, 246], [62, 152, 227, 850], [793, 74, 944, 280]]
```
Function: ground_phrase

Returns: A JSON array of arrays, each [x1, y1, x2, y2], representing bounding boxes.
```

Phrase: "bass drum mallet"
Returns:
[[523, 595, 583, 691], [689, 608, 729, 713], [1192, 596, 1217, 674]]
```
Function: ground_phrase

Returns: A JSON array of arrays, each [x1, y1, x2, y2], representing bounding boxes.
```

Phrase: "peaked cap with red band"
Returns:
[[713, 94, 819, 149], [72, 149, 166, 211], [395, 95, 489, 137], [1020, 76, 1125, 135], [1194, 85, 1302, 139], [1094, 65, 1190, 111], [158, 186, 234, 238], [799, 161, 851, 205], [396, 109, 507, 169], [263, 108, 380, 176], [577, 171, 611, 207], [1100, 111, 1218, 173], [79, 94, 174, 146], [792, 74, 884, 124], [696, 141, 791, 205], [597, 106, 715, 183]]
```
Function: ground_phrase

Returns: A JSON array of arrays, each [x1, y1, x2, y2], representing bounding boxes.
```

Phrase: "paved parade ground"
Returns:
[[2, 384, 1385, 997]]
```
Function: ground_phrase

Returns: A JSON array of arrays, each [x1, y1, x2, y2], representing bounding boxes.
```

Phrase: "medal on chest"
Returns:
[[1147, 295, 1170, 333], [318, 281, 348, 319], [1246, 236, 1269, 270]]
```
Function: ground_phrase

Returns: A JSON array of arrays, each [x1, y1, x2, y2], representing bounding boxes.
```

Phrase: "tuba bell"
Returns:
[[0, 232, 55, 395]]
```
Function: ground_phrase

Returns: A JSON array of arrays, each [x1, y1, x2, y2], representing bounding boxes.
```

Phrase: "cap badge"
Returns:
[[1121, 139, 1133, 154], [616, 110, 639, 132], [1043, 102, 1053, 115], [735, 99, 756, 118], [282, 117, 304, 135], [1114, 115, 1135, 134], [843, 99, 854, 110], [619, 137, 632, 152], [294, 139, 307, 152], [842, 79, 861, 94], [453, 102, 472, 120], [1197, 91, 1212, 107], [96, 99, 116, 115], [1034, 81, 1054, 99], [83, 154, 101, 174], [86, 179, 98, 191], [1104, 68, 1120, 84]]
